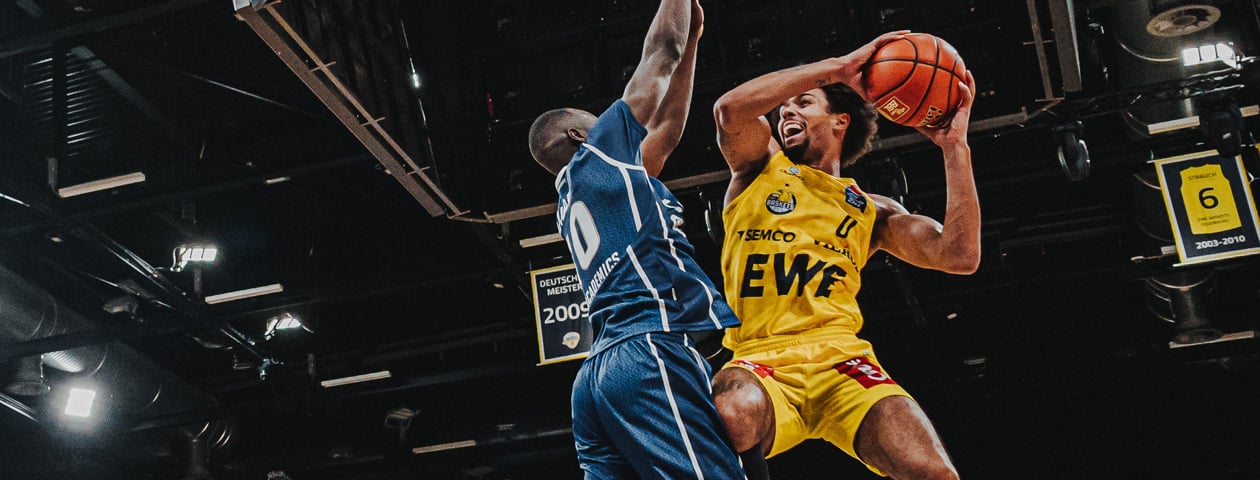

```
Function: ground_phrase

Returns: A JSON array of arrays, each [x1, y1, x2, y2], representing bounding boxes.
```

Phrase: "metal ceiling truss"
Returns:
[[233, 0, 461, 218]]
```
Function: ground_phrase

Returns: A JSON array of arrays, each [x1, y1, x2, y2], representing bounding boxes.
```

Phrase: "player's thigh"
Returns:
[[594, 333, 744, 480], [572, 359, 637, 479], [815, 354, 916, 474], [853, 395, 955, 478]]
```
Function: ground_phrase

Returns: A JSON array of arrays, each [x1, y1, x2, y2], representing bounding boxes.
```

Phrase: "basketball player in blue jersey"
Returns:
[[710, 32, 979, 480], [527, 1, 751, 479]]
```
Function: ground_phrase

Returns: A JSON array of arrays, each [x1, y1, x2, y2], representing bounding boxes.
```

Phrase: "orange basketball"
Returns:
[[861, 33, 967, 128]]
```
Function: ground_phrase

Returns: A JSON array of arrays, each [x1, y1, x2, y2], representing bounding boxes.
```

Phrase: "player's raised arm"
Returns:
[[713, 31, 907, 201], [639, 0, 703, 177], [621, 0, 692, 127], [871, 71, 980, 274]]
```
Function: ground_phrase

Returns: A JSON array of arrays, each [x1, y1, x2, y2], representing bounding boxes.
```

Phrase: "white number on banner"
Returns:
[[543, 301, 590, 324], [569, 201, 600, 269]]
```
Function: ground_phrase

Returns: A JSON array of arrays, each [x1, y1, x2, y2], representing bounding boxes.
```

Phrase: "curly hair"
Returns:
[[820, 83, 879, 168]]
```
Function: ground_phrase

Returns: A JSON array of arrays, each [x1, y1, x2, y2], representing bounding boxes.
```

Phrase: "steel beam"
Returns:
[[234, 2, 461, 217], [1047, 0, 1083, 93], [0, 0, 217, 60]]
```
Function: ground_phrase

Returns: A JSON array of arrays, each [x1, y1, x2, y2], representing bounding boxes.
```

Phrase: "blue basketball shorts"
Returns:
[[571, 331, 746, 479]]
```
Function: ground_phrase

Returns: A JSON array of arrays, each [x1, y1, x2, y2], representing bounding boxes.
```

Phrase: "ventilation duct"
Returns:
[[179, 420, 234, 480], [5, 355, 50, 396], [0, 265, 106, 373], [0, 263, 214, 416]]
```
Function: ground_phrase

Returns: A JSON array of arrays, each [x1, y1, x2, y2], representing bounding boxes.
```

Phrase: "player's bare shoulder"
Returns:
[[869, 193, 910, 221]]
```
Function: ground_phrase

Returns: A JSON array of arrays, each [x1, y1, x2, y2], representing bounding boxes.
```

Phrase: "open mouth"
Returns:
[[782, 121, 804, 141]]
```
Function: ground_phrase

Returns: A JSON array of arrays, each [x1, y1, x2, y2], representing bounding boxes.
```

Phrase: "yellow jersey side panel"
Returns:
[[720, 152, 877, 354]]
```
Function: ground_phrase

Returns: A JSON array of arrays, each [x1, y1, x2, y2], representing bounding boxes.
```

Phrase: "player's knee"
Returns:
[[712, 369, 770, 452]]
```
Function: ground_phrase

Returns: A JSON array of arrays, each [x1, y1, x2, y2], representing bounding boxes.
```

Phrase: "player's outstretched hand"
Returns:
[[917, 70, 976, 149], [838, 30, 910, 101]]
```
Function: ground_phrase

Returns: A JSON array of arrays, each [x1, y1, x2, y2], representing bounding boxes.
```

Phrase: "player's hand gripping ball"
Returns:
[[861, 33, 967, 128]]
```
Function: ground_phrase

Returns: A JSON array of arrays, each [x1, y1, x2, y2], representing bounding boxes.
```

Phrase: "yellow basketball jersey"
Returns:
[[721, 152, 876, 354]]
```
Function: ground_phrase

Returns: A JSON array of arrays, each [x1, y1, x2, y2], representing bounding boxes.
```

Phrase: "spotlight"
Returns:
[[172, 244, 219, 272], [264, 312, 310, 340], [1054, 121, 1090, 182], [1181, 42, 1240, 69], [1197, 96, 1245, 157], [65, 387, 97, 417]]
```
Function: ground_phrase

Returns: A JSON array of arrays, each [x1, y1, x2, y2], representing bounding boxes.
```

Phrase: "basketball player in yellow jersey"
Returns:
[[710, 31, 980, 480]]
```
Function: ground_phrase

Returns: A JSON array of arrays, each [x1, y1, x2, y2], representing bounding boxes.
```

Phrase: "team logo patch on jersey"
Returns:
[[765, 189, 797, 215], [844, 185, 867, 212], [834, 356, 896, 389], [731, 359, 775, 378]]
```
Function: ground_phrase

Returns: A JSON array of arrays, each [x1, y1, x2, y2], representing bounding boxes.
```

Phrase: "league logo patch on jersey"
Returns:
[[779, 166, 805, 181], [765, 189, 797, 215], [844, 185, 867, 212]]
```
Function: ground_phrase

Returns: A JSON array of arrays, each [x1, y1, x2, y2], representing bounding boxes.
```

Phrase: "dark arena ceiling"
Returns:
[[2, 1, 1260, 479]]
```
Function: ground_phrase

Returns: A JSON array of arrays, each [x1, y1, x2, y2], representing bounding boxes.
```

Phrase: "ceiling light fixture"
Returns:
[[204, 283, 284, 305], [319, 370, 392, 388], [56, 172, 146, 198], [171, 243, 219, 272], [1181, 42, 1239, 68], [264, 312, 311, 340], [64, 387, 96, 417]]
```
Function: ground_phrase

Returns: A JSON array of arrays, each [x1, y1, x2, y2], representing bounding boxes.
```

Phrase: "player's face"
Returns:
[[778, 89, 831, 153]]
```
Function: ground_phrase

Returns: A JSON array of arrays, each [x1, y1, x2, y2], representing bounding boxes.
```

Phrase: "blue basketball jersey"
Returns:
[[555, 100, 740, 355]]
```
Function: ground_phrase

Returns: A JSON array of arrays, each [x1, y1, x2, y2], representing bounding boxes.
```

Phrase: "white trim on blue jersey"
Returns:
[[626, 245, 670, 332], [648, 182, 726, 330]]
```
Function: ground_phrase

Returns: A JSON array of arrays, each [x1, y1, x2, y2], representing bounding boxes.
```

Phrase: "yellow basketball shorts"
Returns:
[[723, 337, 912, 474]]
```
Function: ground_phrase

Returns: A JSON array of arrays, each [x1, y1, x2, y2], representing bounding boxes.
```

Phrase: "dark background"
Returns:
[[2, 1, 1260, 479]]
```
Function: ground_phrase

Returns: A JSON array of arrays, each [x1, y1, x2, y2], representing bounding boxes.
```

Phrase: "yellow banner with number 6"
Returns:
[[1179, 163, 1241, 235]]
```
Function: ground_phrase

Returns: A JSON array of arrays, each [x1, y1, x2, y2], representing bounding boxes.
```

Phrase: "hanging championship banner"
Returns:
[[1154, 149, 1260, 265], [530, 264, 592, 365]]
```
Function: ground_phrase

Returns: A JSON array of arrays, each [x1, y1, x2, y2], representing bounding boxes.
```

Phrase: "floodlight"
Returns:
[[172, 244, 219, 272], [65, 387, 96, 417], [264, 312, 311, 340], [1181, 42, 1239, 68]]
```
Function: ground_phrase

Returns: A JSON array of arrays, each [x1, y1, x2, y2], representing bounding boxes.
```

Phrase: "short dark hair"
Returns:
[[528, 108, 572, 163], [820, 83, 878, 168]]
